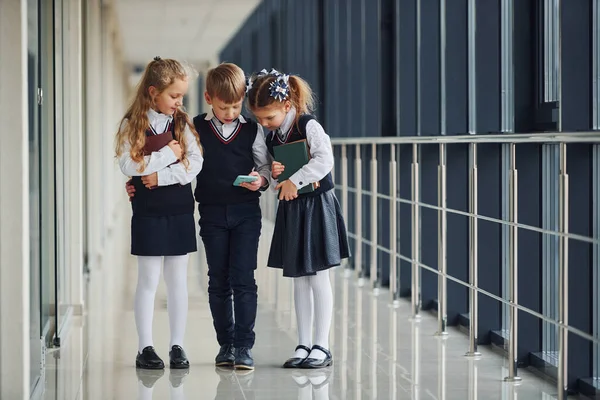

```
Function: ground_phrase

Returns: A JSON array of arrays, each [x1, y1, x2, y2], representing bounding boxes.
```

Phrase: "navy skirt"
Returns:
[[267, 189, 350, 277], [131, 213, 197, 256]]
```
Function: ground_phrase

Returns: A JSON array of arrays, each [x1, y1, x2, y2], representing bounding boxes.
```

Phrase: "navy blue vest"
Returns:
[[193, 114, 261, 205], [130, 124, 195, 217], [266, 114, 334, 198]]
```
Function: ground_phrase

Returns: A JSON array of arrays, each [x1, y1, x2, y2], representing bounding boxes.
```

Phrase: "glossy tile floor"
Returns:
[[36, 218, 582, 400]]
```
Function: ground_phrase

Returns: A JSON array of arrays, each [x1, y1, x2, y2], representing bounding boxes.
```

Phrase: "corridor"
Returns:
[[36, 208, 569, 400]]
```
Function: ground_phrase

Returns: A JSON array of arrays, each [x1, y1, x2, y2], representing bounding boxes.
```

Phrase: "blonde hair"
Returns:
[[205, 62, 246, 103], [115, 58, 200, 172], [247, 73, 315, 126]]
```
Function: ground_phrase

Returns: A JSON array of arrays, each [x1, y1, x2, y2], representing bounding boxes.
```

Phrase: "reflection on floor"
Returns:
[[36, 216, 581, 400]]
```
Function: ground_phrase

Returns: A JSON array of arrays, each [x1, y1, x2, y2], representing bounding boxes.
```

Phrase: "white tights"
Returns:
[[135, 255, 189, 352], [292, 270, 333, 361]]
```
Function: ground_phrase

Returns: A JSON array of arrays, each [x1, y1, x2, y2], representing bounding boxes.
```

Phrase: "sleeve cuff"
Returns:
[[289, 174, 307, 190], [157, 169, 170, 186]]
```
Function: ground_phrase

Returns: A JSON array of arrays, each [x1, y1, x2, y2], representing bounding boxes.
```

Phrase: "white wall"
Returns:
[[0, 0, 130, 397], [0, 0, 31, 398]]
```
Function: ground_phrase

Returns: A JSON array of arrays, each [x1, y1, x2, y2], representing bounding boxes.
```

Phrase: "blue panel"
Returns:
[[477, 144, 503, 341], [516, 144, 542, 361], [560, 0, 591, 131], [397, 0, 417, 136], [567, 144, 593, 387], [420, 144, 440, 310], [419, 0, 441, 136], [513, 0, 535, 132], [445, 0, 468, 135], [446, 144, 469, 322], [475, 0, 501, 133]]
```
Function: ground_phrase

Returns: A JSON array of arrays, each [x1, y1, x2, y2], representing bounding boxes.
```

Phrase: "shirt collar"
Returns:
[[278, 107, 297, 136], [204, 108, 247, 124], [147, 108, 173, 130]]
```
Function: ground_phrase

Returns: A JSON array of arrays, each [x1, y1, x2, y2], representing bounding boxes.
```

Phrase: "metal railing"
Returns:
[[262, 131, 600, 400]]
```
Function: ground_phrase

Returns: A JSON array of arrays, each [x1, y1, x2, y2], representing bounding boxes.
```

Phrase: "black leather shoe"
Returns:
[[136, 346, 165, 370], [234, 347, 254, 370], [215, 344, 235, 367], [300, 345, 333, 369], [136, 368, 164, 388], [169, 345, 190, 369], [283, 345, 311, 368]]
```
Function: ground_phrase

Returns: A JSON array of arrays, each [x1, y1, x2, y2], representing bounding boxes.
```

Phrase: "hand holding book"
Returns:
[[272, 161, 285, 179], [275, 179, 298, 201]]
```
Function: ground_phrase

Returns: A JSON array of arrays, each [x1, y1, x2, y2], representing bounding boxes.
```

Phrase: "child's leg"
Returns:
[[163, 255, 189, 348], [135, 256, 163, 352], [200, 206, 235, 347], [293, 276, 313, 358], [307, 270, 333, 360], [228, 202, 261, 349]]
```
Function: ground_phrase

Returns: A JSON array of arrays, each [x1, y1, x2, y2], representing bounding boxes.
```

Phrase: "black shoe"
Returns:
[[136, 346, 165, 370], [169, 345, 190, 369], [215, 344, 235, 367], [234, 347, 254, 370], [136, 368, 165, 388], [300, 345, 333, 369], [283, 345, 311, 368], [169, 369, 189, 388]]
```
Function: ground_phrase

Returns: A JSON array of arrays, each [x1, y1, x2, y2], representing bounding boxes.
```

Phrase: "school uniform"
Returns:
[[266, 108, 350, 278], [119, 109, 203, 256], [192, 110, 270, 351]]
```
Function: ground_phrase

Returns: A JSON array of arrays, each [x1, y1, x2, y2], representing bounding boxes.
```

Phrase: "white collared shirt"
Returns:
[[204, 109, 271, 187], [269, 107, 334, 190], [118, 110, 204, 186]]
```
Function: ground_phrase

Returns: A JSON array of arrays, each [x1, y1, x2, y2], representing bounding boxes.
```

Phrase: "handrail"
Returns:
[[330, 131, 600, 145]]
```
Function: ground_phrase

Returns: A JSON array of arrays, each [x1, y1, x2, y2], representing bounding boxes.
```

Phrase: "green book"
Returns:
[[273, 139, 320, 195]]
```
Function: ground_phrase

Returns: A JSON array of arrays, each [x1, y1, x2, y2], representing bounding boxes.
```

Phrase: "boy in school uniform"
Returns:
[[127, 63, 270, 370]]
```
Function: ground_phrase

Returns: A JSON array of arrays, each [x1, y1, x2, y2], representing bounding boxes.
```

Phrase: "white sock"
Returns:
[[312, 380, 330, 400], [137, 382, 154, 400], [135, 256, 162, 353], [163, 255, 189, 349], [293, 276, 313, 359], [307, 271, 333, 361], [169, 383, 186, 400]]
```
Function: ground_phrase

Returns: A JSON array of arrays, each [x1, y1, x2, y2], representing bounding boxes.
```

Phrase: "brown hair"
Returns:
[[115, 58, 201, 172], [247, 73, 315, 126], [205, 62, 246, 103]]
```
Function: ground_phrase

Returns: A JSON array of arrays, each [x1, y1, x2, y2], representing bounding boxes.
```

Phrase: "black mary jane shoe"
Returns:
[[300, 345, 333, 369], [136, 346, 165, 370], [169, 345, 190, 369], [283, 345, 311, 368]]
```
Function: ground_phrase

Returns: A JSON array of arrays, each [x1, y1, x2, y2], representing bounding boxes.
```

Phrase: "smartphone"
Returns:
[[233, 175, 259, 186]]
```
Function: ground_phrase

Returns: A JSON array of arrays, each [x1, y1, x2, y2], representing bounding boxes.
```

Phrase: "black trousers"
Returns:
[[199, 200, 261, 348]]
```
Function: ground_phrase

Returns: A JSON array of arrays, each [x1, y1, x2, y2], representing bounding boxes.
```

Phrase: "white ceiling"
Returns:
[[113, 0, 261, 68]]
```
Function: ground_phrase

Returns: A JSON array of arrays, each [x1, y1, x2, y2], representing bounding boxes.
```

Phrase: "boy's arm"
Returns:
[[251, 124, 271, 191], [287, 120, 334, 190], [157, 125, 204, 186]]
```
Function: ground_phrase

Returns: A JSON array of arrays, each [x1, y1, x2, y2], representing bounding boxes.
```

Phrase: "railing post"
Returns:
[[436, 143, 448, 336], [504, 143, 522, 383], [341, 144, 351, 275], [411, 143, 421, 319], [466, 143, 481, 356], [370, 143, 379, 293], [355, 144, 364, 284], [557, 143, 569, 400], [390, 144, 400, 306]]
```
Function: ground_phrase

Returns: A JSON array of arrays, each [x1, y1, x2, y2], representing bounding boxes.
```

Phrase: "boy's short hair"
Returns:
[[205, 63, 246, 104]]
